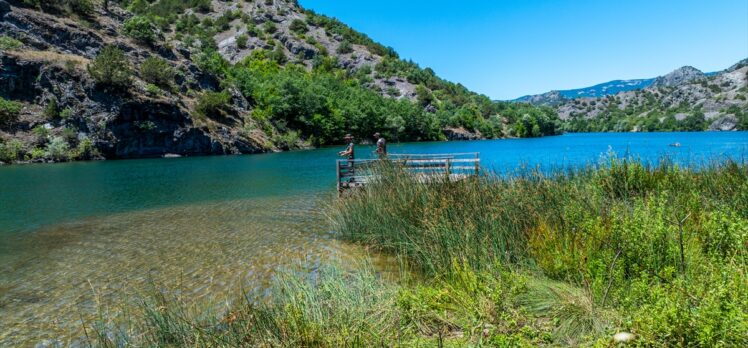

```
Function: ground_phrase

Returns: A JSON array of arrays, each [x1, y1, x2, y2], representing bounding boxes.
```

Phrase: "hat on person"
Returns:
[[373, 132, 381, 137]]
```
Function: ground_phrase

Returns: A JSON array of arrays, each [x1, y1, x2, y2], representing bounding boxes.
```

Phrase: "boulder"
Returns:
[[709, 115, 738, 131], [443, 127, 482, 141]]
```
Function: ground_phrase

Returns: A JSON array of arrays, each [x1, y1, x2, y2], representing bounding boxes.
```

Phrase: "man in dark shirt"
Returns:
[[338, 134, 355, 186], [373, 132, 387, 158], [338, 134, 355, 159]]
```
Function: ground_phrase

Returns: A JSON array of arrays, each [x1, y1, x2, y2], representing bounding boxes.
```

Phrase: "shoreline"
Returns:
[[3, 130, 746, 167]]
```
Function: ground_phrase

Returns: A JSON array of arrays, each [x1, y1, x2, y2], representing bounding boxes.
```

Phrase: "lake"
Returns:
[[1, 132, 747, 345]]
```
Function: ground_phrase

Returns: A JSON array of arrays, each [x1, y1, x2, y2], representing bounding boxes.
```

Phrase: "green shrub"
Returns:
[[263, 21, 277, 34], [87, 45, 132, 89], [124, 16, 157, 44], [194, 50, 229, 77], [0, 35, 22, 51], [700, 209, 748, 259], [336, 40, 353, 54], [144, 83, 162, 96], [236, 34, 248, 49], [74, 138, 97, 160], [45, 136, 70, 161], [68, 0, 94, 15], [29, 146, 45, 160], [59, 108, 74, 120], [0, 97, 22, 127], [0, 139, 23, 162], [140, 56, 175, 89], [289, 19, 308, 33], [44, 98, 59, 119], [32, 125, 50, 142], [194, 91, 231, 119], [61, 127, 78, 145]]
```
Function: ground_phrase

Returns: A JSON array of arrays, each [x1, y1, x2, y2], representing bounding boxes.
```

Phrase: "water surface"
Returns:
[[1, 132, 746, 345]]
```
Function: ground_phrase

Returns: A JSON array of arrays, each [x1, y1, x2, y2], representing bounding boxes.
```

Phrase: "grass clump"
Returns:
[[88, 264, 406, 347]]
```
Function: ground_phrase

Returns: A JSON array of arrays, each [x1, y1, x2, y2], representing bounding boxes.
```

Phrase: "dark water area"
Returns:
[[0, 131, 746, 345]]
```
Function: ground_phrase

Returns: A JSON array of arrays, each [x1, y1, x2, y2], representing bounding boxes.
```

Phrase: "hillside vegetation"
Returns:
[[520, 62, 748, 132], [0, 0, 559, 164]]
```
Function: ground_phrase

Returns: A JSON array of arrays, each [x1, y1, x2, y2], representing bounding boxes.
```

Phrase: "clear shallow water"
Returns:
[[0, 132, 746, 345]]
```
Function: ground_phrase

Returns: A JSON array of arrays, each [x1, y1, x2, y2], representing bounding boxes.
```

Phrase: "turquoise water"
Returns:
[[2, 132, 746, 236], [0, 132, 746, 345]]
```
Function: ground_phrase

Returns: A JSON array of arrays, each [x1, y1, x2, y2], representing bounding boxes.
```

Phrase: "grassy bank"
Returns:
[[88, 158, 747, 347]]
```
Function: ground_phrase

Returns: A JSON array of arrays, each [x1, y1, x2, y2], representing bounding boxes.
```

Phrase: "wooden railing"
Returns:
[[336, 153, 480, 193]]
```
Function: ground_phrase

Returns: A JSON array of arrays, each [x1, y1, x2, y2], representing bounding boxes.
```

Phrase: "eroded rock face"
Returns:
[[0, 3, 269, 161], [0, 55, 42, 101]]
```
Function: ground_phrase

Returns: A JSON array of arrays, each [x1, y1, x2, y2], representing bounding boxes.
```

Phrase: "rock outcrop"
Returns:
[[651, 66, 705, 87]]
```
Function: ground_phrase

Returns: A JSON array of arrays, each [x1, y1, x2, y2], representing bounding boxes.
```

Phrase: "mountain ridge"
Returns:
[[514, 65, 727, 105]]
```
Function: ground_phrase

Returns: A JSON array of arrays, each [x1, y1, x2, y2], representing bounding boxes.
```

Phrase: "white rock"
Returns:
[[613, 332, 635, 343]]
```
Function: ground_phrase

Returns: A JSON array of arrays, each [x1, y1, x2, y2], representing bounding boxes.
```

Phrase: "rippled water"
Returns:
[[0, 197, 377, 345], [1, 132, 747, 346]]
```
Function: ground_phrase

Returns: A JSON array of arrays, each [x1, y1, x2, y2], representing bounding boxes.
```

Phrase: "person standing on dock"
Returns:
[[338, 134, 355, 185], [338, 134, 355, 160], [373, 132, 387, 159]]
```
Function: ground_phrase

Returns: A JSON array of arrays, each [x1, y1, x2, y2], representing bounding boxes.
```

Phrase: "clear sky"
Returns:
[[298, 0, 748, 100]]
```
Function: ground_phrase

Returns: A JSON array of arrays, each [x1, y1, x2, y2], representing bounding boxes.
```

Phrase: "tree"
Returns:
[[88, 45, 131, 89], [415, 85, 434, 107]]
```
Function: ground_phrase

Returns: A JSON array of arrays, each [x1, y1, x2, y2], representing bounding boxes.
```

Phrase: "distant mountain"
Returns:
[[515, 65, 725, 106], [557, 60, 748, 132], [515, 78, 655, 104]]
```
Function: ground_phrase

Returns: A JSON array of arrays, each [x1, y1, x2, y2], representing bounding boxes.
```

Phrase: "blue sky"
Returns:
[[299, 0, 748, 100]]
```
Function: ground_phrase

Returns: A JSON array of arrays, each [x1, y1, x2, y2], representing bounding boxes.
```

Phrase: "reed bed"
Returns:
[[87, 158, 748, 346]]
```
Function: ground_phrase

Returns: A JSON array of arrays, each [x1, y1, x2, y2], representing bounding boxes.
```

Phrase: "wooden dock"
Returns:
[[336, 152, 480, 193]]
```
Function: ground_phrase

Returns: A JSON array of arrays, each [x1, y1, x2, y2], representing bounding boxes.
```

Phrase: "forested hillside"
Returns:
[[0, 0, 559, 164]]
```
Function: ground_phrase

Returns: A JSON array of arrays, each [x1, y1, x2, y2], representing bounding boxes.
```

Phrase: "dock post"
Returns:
[[445, 158, 451, 178], [475, 152, 480, 176], [336, 160, 341, 196]]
